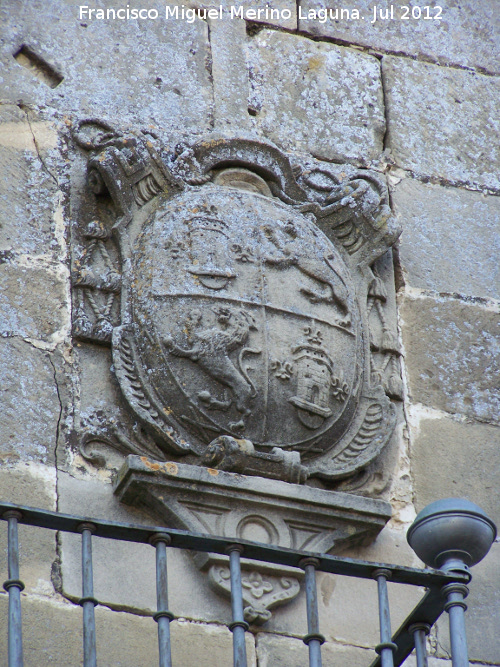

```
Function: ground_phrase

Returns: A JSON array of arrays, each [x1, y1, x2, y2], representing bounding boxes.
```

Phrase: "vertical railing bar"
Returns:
[[78, 522, 98, 667], [150, 533, 174, 667], [442, 582, 470, 667], [300, 557, 325, 667], [409, 623, 430, 667], [226, 545, 248, 667], [3, 510, 24, 667], [374, 569, 397, 667]]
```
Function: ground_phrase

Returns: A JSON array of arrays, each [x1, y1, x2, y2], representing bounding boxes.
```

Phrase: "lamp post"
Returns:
[[407, 499, 497, 667]]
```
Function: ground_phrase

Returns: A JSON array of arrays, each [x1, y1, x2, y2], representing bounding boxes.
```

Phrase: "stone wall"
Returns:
[[0, 1, 498, 665]]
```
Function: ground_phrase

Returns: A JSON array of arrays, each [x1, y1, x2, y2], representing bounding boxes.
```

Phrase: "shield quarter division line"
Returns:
[[152, 293, 355, 336]]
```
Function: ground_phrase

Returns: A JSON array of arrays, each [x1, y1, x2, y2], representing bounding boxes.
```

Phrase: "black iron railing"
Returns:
[[0, 500, 491, 667]]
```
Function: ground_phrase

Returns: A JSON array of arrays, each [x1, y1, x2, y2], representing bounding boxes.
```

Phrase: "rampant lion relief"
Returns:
[[70, 120, 402, 485]]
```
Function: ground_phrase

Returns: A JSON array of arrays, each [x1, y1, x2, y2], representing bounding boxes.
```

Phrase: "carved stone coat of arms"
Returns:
[[71, 121, 401, 622]]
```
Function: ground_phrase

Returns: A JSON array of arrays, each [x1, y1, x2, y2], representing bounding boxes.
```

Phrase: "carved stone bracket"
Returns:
[[114, 455, 392, 623]]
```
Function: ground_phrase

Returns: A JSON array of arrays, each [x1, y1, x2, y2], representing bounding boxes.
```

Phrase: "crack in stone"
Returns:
[[288, 21, 500, 78], [48, 354, 63, 509], [389, 165, 500, 197], [19, 104, 58, 186], [246, 14, 500, 79], [380, 59, 391, 157], [204, 20, 216, 131], [400, 286, 500, 310]]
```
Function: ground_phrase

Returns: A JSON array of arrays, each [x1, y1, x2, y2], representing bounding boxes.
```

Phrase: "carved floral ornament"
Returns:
[[71, 119, 403, 485]]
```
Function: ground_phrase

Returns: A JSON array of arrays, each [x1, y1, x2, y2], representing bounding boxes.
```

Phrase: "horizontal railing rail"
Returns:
[[0, 501, 470, 667]]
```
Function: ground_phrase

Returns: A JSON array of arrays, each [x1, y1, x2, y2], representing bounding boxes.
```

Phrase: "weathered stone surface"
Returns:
[[383, 57, 500, 190], [339, 525, 421, 567], [437, 542, 500, 665], [256, 530, 423, 652], [311, 570, 421, 649], [313, 527, 421, 647], [0, 263, 68, 342], [242, 0, 296, 29], [0, 105, 61, 259], [0, 0, 213, 141], [58, 471, 157, 612], [258, 526, 421, 641], [404, 659, 452, 667], [247, 30, 385, 162], [73, 343, 125, 449], [115, 456, 391, 623], [58, 472, 231, 623], [393, 179, 500, 299], [116, 456, 392, 552], [412, 415, 500, 529], [68, 343, 167, 474], [209, 16, 250, 131], [400, 296, 500, 423], [76, 344, 121, 414], [171, 618, 257, 666], [0, 338, 60, 463], [0, 595, 257, 666], [298, 1, 500, 75], [0, 463, 56, 594], [256, 631, 372, 666]]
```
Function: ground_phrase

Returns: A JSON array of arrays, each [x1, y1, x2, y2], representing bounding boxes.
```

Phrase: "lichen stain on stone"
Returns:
[[207, 468, 219, 476], [140, 456, 160, 471], [306, 56, 324, 73], [163, 461, 178, 475]]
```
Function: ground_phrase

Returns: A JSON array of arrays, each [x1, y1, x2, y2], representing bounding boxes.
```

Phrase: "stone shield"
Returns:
[[119, 186, 363, 461]]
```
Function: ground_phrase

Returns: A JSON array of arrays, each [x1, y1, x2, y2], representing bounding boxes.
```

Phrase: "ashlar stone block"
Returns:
[[247, 30, 385, 163], [0, 338, 60, 464], [256, 631, 372, 667], [393, 178, 500, 300], [0, 0, 213, 141], [436, 542, 500, 665], [383, 56, 500, 190], [0, 105, 61, 259], [0, 595, 257, 666], [0, 263, 68, 343], [170, 619, 257, 667], [0, 463, 57, 595], [298, 1, 500, 75], [258, 527, 422, 642], [412, 415, 500, 662], [411, 415, 500, 532], [400, 296, 500, 424], [57, 472, 232, 623]]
